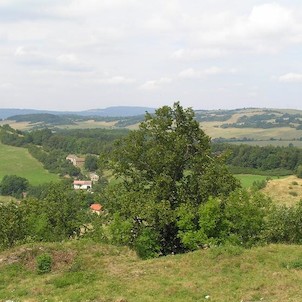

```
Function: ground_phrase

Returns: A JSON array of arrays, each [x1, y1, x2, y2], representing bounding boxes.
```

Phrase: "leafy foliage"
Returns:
[[106, 103, 239, 255], [36, 253, 53, 274], [84, 155, 99, 172], [0, 175, 29, 197]]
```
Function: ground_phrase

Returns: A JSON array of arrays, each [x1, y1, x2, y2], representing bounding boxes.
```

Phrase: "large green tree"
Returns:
[[107, 103, 239, 256]]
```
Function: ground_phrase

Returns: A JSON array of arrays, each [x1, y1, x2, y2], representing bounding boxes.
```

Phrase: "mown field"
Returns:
[[0, 142, 59, 185], [1, 240, 302, 302], [235, 174, 273, 188]]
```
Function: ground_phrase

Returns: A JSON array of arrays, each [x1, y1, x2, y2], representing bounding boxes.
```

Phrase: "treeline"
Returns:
[[0, 125, 128, 154], [8, 113, 75, 126], [0, 125, 129, 177], [0, 183, 92, 249], [213, 143, 302, 174]]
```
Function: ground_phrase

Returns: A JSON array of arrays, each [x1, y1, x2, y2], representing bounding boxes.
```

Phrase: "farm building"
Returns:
[[66, 154, 85, 167], [73, 180, 92, 190]]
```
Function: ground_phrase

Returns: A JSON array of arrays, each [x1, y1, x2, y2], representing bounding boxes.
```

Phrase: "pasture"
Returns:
[[234, 174, 273, 188], [0, 142, 59, 185], [2, 241, 302, 301], [262, 175, 302, 206]]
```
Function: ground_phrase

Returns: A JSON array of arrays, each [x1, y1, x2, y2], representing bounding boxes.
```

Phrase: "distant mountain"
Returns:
[[80, 106, 156, 117], [0, 106, 156, 120]]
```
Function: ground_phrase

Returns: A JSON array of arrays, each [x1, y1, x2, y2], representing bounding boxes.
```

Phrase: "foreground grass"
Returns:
[[1, 240, 302, 301], [0, 142, 59, 185]]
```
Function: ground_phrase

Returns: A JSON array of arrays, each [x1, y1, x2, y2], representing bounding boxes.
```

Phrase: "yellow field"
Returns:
[[262, 175, 302, 206]]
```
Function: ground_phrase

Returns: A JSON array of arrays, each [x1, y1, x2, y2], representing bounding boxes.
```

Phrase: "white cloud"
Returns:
[[140, 77, 172, 90], [204, 66, 224, 75], [97, 76, 135, 85], [1, 1, 302, 110], [278, 73, 302, 83], [172, 3, 302, 60], [178, 68, 202, 79], [0, 82, 13, 90], [178, 67, 237, 78]]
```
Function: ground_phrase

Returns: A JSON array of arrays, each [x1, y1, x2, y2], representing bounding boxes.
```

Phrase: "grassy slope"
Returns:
[[235, 174, 271, 188], [262, 175, 302, 206], [1, 241, 302, 302], [0, 142, 59, 185]]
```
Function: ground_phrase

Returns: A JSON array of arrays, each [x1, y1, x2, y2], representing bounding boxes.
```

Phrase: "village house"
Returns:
[[66, 154, 85, 167], [90, 203, 102, 215], [73, 180, 92, 190]]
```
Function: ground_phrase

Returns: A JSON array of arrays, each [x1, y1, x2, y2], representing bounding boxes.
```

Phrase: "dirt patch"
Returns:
[[0, 246, 76, 272]]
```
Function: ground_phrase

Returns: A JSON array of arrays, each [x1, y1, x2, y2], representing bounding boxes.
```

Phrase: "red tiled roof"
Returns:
[[74, 180, 92, 185], [90, 204, 102, 211]]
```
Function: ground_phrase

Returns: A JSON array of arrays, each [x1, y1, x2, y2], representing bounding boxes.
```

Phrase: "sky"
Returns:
[[1, 0, 302, 111]]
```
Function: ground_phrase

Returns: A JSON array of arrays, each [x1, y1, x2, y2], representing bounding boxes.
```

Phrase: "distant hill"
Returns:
[[0, 106, 156, 120], [3, 107, 302, 148], [7, 113, 76, 126], [81, 106, 155, 117]]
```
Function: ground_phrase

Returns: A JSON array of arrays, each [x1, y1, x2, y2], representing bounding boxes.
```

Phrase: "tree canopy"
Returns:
[[106, 103, 239, 256]]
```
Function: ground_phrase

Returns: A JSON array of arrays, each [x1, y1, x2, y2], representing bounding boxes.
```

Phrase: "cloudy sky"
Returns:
[[1, 0, 302, 111]]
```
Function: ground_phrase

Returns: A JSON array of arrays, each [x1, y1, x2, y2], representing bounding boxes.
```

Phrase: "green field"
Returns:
[[0, 142, 59, 185], [235, 174, 279, 188], [2, 240, 302, 301]]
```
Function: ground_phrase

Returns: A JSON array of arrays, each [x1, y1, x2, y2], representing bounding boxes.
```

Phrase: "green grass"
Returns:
[[2, 240, 302, 301], [235, 174, 279, 188], [0, 142, 59, 185]]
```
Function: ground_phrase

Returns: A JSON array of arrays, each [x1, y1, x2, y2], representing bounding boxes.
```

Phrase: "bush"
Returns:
[[296, 165, 302, 179], [252, 179, 267, 191], [134, 228, 160, 259], [36, 253, 52, 274]]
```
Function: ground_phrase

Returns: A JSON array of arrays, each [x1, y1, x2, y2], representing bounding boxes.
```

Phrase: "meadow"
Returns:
[[0, 142, 59, 185], [2, 240, 302, 302], [235, 174, 279, 188]]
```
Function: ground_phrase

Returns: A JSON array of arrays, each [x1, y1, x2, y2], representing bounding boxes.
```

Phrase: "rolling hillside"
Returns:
[[1, 240, 302, 302], [0, 142, 59, 185], [2, 107, 302, 147]]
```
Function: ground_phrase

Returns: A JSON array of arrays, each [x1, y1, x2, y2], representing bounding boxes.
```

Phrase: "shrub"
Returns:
[[296, 165, 302, 179], [134, 228, 160, 259], [252, 179, 267, 191], [36, 253, 52, 274], [289, 191, 298, 197]]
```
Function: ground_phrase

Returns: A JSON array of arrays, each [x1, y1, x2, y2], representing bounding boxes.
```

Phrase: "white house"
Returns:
[[73, 180, 92, 190]]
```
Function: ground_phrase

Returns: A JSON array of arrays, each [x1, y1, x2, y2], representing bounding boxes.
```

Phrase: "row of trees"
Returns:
[[0, 126, 128, 155], [0, 183, 90, 249], [213, 143, 302, 174]]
